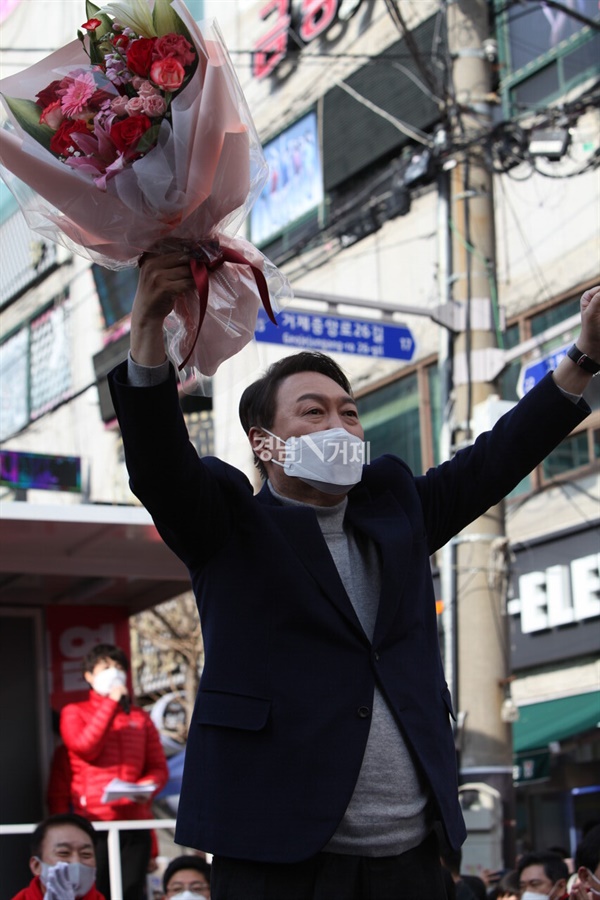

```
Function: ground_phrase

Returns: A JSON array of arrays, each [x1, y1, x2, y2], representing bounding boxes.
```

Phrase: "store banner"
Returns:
[[514, 749, 551, 784], [46, 605, 131, 711]]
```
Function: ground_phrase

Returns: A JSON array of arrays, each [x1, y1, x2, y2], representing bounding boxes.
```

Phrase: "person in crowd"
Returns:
[[518, 850, 570, 899], [487, 869, 519, 900], [162, 856, 211, 899], [548, 846, 575, 875], [11, 813, 105, 900], [60, 643, 168, 900], [568, 824, 600, 897], [440, 847, 486, 899], [108, 255, 600, 900]]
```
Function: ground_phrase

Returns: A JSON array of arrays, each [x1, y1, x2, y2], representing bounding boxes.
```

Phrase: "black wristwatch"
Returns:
[[567, 343, 600, 375]]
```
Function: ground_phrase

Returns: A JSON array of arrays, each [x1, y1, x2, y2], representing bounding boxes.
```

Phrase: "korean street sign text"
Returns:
[[255, 308, 416, 361]]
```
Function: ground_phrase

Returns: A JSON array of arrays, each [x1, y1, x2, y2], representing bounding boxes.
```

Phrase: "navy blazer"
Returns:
[[108, 362, 588, 862]]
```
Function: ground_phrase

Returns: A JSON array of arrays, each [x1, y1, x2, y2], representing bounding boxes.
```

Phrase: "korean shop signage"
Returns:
[[253, 0, 367, 80]]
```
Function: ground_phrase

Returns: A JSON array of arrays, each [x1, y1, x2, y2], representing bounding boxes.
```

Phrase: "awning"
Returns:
[[0, 501, 190, 614], [513, 691, 600, 753]]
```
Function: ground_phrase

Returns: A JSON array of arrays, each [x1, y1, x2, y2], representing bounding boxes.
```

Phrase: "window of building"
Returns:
[[427, 364, 442, 466], [92, 265, 138, 329], [498, 322, 521, 402], [357, 371, 421, 474], [0, 293, 71, 440], [542, 430, 594, 479], [495, 0, 600, 118]]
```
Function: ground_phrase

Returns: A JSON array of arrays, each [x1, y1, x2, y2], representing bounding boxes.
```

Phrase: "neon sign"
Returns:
[[253, 0, 365, 80]]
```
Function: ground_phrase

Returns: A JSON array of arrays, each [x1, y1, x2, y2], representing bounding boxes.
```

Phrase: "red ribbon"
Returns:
[[179, 244, 278, 372]]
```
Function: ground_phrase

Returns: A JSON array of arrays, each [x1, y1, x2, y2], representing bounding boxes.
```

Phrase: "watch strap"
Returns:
[[567, 343, 600, 375]]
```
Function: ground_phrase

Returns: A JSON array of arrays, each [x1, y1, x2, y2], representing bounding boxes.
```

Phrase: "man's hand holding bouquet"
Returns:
[[0, 0, 290, 390]]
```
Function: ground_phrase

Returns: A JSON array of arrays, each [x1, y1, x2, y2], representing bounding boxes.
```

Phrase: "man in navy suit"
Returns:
[[108, 253, 600, 900]]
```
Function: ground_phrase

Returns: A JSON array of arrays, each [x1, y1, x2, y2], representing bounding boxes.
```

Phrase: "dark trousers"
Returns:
[[95, 828, 152, 900], [211, 832, 448, 900]]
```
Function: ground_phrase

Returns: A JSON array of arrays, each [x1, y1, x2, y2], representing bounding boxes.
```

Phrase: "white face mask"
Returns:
[[521, 890, 558, 900], [92, 666, 126, 696], [265, 427, 367, 494], [39, 860, 97, 898], [169, 892, 208, 900]]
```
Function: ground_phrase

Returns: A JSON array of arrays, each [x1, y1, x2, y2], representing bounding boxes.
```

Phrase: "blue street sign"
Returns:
[[254, 308, 416, 361], [518, 343, 571, 396]]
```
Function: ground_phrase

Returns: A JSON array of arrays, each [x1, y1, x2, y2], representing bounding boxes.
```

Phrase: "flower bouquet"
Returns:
[[0, 0, 290, 390]]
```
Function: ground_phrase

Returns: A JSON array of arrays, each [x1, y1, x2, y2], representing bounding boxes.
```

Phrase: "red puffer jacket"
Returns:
[[11, 875, 105, 900], [60, 691, 168, 821]]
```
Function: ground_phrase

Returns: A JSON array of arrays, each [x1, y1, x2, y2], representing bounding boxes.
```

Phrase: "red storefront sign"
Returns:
[[253, 0, 364, 79]]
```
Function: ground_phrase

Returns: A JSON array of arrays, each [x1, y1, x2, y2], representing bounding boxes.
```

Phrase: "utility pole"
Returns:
[[446, 0, 516, 867]]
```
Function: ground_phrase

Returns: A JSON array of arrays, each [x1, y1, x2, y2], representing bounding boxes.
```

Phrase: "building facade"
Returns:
[[0, 0, 598, 872]]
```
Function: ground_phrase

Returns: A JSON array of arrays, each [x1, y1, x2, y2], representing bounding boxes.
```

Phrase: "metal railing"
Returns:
[[0, 818, 177, 900]]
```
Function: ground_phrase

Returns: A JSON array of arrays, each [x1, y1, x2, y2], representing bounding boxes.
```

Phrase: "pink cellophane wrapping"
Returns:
[[0, 2, 291, 390]]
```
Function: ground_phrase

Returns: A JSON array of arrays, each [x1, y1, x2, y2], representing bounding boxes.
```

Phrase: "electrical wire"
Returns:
[[383, 0, 441, 97], [333, 79, 432, 146]]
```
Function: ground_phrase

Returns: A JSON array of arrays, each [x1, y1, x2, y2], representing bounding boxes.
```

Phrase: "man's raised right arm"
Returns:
[[129, 251, 194, 369]]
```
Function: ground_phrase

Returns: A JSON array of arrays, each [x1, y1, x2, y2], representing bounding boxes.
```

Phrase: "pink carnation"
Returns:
[[143, 94, 166, 117]]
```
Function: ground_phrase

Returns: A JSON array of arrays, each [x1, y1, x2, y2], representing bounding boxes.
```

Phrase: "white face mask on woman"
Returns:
[[92, 666, 126, 696], [265, 427, 367, 494]]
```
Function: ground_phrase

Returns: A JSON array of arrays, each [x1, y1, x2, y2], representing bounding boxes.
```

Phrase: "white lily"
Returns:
[[98, 0, 157, 37]]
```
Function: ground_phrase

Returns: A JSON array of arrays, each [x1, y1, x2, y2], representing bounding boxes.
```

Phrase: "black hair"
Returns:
[[517, 850, 569, 883], [487, 870, 519, 900], [81, 643, 129, 675], [238, 351, 353, 479], [575, 823, 600, 871], [163, 855, 211, 892], [30, 814, 97, 859]]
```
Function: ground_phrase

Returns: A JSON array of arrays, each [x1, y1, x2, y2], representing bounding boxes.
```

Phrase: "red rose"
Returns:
[[110, 114, 152, 155], [150, 57, 185, 92], [36, 80, 63, 108], [126, 38, 156, 77], [49, 120, 90, 156], [81, 17, 102, 31], [153, 33, 196, 67]]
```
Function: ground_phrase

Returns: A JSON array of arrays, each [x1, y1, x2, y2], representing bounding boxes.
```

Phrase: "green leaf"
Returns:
[[2, 96, 54, 152], [152, 0, 195, 42], [135, 124, 162, 156], [86, 0, 102, 18], [86, 12, 113, 66]]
